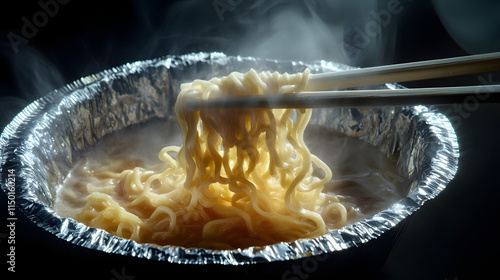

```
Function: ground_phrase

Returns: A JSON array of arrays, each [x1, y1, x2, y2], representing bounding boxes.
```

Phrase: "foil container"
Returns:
[[0, 52, 459, 265]]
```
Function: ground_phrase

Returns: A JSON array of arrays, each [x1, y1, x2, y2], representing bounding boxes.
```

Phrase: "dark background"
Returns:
[[1, 0, 500, 279]]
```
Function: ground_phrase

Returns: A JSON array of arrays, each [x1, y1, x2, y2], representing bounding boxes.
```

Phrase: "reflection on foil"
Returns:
[[0, 52, 459, 265]]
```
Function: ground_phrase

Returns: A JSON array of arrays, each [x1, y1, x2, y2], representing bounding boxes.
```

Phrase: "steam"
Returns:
[[0, 43, 65, 128], [235, 0, 398, 64], [132, 0, 397, 64], [237, 1, 346, 61]]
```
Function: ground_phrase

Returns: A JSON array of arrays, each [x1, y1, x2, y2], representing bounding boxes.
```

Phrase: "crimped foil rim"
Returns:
[[0, 52, 459, 265]]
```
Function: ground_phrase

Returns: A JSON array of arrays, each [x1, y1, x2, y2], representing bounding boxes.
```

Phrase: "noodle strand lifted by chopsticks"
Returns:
[[72, 69, 347, 249]]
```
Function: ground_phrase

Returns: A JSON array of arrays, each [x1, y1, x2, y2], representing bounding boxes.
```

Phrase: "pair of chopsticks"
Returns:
[[186, 52, 500, 110]]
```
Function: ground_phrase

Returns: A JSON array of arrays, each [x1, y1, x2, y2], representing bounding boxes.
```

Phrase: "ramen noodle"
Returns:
[[57, 69, 351, 249]]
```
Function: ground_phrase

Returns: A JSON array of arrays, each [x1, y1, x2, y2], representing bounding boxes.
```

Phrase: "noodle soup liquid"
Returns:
[[56, 117, 405, 234]]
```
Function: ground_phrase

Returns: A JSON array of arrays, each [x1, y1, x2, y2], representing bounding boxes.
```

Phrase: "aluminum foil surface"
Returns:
[[0, 52, 459, 265]]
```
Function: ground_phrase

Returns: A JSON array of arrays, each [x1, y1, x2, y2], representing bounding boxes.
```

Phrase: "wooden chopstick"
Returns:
[[185, 52, 500, 110], [185, 84, 500, 110], [305, 52, 500, 91]]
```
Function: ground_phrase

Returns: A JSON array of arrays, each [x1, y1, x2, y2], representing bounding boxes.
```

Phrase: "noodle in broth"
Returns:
[[56, 69, 367, 249]]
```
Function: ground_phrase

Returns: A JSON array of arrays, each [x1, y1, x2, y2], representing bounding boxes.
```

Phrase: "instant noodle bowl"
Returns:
[[0, 52, 458, 265]]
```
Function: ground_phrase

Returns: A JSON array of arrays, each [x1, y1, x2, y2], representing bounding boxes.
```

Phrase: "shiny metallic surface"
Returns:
[[0, 52, 459, 265]]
